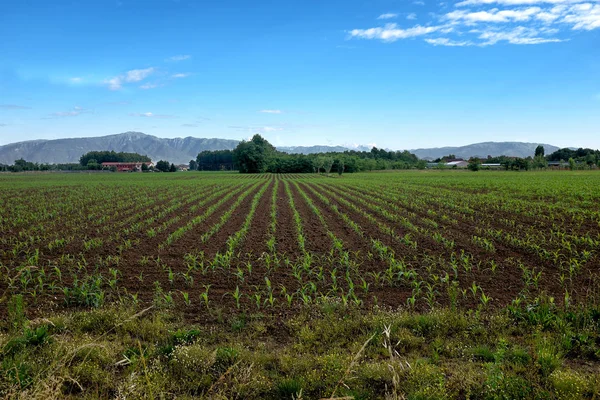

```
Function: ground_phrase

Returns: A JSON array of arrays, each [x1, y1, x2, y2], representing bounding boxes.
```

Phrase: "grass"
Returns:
[[1, 297, 599, 399], [2, 170, 600, 398]]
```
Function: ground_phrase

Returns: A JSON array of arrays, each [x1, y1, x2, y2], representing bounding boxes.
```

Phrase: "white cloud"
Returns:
[[425, 37, 474, 45], [445, 7, 542, 23], [70, 77, 83, 83], [349, 23, 443, 41], [378, 13, 398, 19], [260, 109, 283, 114], [125, 68, 154, 82], [104, 67, 155, 90], [563, 3, 600, 30], [478, 26, 565, 44], [456, 0, 585, 6], [129, 112, 175, 118], [140, 83, 159, 89], [167, 55, 191, 62], [414, 1, 425, 5], [171, 73, 191, 78], [182, 123, 198, 127], [348, 0, 600, 47]]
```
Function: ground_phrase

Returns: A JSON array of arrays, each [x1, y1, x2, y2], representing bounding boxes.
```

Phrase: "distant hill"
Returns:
[[0, 132, 372, 165], [0, 132, 240, 165], [278, 145, 371, 154], [0, 133, 568, 165], [409, 142, 562, 160]]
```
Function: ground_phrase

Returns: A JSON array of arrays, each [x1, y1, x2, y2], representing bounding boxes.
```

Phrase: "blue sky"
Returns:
[[1, 0, 599, 150]]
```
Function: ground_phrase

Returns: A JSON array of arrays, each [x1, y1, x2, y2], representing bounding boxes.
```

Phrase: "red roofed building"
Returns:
[[101, 162, 153, 172]]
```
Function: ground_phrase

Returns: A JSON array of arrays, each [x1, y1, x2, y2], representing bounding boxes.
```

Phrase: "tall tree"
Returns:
[[535, 145, 545, 157]]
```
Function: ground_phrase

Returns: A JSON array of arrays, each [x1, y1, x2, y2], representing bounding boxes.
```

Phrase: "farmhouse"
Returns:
[[101, 162, 152, 172]]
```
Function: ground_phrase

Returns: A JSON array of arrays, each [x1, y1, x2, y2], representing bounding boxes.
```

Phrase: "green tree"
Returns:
[[336, 158, 345, 176], [141, 163, 149, 172], [535, 145, 545, 157], [155, 160, 170, 172], [233, 134, 276, 173], [467, 159, 481, 171], [86, 159, 100, 170], [585, 154, 596, 169], [532, 155, 548, 169], [189, 160, 198, 171], [568, 157, 576, 171], [169, 163, 177, 172], [322, 156, 334, 175]]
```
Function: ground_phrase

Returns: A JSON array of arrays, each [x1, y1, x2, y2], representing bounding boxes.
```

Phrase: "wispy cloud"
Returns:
[[378, 13, 398, 19], [0, 104, 31, 110], [0, 123, 7, 127], [104, 67, 155, 90], [425, 37, 474, 45], [167, 55, 191, 62], [129, 112, 175, 118], [407, 13, 418, 20], [259, 109, 283, 114], [349, 23, 443, 41], [445, 7, 543, 23], [182, 123, 198, 127], [477, 26, 565, 44], [171, 73, 191, 78], [50, 106, 90, 118], [348, 0, 598, 46], [456, 0, 585, 6], [414, 1, 426, 5], [70, 77, 83, 83]]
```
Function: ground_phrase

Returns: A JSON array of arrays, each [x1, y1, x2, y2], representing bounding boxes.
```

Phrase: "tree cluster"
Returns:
[[195, 150, 236, 171], [155, 160, 177, 172], [190, 135, 425, 174], [79, 151, 151, 169], [547, 148, 600, 168], [0, 159, 87, 172]]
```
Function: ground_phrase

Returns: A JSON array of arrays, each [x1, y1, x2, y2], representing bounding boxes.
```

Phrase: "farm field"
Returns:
[[1, 171, 600, 399]]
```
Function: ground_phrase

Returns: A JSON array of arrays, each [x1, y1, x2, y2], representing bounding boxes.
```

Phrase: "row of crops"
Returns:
[[1, 171, 599, 316]]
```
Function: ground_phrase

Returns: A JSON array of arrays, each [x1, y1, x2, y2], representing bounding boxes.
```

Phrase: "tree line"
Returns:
[[467, 145, 600, 171], [79, 151, 152, 170], [191, 134, 427, 174]]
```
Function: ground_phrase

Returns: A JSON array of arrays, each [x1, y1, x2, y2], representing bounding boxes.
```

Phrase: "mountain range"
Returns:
[[0, 132, 565, 165], [410, 142, 562, 160]]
